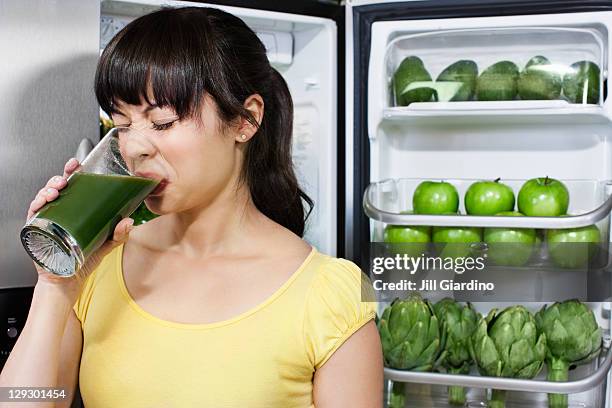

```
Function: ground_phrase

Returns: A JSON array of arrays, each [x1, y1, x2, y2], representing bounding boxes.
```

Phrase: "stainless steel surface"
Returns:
[[75, 138, 95, 163], [364, 180, 612, 229], [0, 0, 100, 288], [384, 347, 612, 394]]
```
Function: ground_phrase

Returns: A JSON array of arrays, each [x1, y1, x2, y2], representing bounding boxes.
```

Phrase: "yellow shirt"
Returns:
[[73, 244, 377, 408]]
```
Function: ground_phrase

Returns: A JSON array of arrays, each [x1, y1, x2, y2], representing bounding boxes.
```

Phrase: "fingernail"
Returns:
[[68, 157, 78, 166], [53, 176, 62, 182], [46, 188, 54, 194], [126, 218, 135, 232]]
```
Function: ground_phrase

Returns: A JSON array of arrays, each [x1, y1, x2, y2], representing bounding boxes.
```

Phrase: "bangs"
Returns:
[[95, 8, 207, 118]]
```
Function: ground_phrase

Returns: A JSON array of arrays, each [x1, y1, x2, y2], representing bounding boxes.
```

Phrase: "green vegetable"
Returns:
[[535, 300, 602, 408], [476, 61, 519, 101], [434, 298, 480, 406], [518, 56, 562, 100], [378, 293, 445, 408], [563, 61, 600, 104], [469, 306, 547, 408], [393, 56, 435, 106], [436, 60, 478, 101]]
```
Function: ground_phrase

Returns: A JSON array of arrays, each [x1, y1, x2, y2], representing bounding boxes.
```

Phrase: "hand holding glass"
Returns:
[[20, 128, 159, 277]]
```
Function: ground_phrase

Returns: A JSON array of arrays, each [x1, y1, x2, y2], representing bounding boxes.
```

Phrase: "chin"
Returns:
[[143, 197, 168, 215]]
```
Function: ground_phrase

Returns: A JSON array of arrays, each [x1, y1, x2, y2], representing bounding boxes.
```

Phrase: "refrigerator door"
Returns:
[[0, 0, 100, 289], [346, 1, 612, 407], [345, 0, 612, 263], [99, 0, 340, 255]]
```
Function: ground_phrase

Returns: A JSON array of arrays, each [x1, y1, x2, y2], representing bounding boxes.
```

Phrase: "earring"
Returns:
[[240, 134, 247, 140]]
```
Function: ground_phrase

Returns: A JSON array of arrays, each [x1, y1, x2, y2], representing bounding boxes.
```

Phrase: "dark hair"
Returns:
[[95, 6, 313, 236]]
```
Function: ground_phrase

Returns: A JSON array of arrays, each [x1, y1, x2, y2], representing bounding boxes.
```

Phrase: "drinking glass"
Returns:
[[20, 128, 159, 277]]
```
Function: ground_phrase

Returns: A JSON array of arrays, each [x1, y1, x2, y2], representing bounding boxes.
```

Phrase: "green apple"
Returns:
[[465, 178, 515, 215], [484, 211, 536, 266], [413, 181, 459, 215], [547, 224, 601, 268], [517, 177, 569, 217], [433, 225, 483, 259], [384, 224, 431, 258]]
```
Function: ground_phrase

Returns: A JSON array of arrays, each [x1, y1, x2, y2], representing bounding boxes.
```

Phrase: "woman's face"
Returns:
[[111, 94, 241, 215]]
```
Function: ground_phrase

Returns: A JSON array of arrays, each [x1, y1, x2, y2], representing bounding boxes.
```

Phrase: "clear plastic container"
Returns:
[[365, 178, 612, 243], [385, 27, 606, 112], [364, 178, 612, 293]]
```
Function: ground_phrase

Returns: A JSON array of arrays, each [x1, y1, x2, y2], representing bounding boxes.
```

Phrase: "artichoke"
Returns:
[[535, 300, 602, 408], [378, 294, 445, 408], [434, 298, 479, 405], [469, 305, 547, 408]]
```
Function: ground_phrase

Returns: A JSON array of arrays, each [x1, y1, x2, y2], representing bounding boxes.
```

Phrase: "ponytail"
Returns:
[[243, 68, 313, 237]]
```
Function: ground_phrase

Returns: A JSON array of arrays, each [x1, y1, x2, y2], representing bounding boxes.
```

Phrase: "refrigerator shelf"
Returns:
[[383, 346, 612, 394], [381, 104, 609, 126], [364, 178, 612, 230]]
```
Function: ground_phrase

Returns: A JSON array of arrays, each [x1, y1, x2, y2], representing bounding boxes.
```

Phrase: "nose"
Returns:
[[119, 131, 157, 163]]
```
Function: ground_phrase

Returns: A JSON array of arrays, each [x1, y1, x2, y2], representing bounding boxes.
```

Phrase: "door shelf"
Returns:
[[381, 103, 609, 126], [384, 26, 606, 110], [364, 178, 612, 231], [384, 345, 612, 395]]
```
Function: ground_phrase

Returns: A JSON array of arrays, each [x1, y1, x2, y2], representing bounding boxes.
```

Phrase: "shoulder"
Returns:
[[306, 253, 376, 303], [302, 251, 378, 369]]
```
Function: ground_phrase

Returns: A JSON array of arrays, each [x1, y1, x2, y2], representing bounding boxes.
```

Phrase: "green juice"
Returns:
[[35, 172, 158, 258]]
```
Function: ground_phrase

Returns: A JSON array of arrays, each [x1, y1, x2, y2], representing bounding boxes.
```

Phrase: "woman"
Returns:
[[0, 6, 383, 408]]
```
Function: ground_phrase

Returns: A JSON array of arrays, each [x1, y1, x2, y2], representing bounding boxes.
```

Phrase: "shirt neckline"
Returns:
[[115, 243, 317, 330]]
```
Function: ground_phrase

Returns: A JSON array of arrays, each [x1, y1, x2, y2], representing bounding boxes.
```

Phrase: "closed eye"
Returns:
[[152, 120, 177, 131]]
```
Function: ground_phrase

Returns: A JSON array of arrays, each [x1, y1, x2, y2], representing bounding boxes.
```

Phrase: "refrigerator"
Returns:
[[349, 1, 612, 407], [2, 0, 612, 407]]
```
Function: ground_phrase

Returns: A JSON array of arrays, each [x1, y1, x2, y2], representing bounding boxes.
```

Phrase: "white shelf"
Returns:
[[382, 102, 609, 125]]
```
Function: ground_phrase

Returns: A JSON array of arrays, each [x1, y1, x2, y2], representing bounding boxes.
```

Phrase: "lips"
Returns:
[[149, 180, 168, 196], [135, 171, 168, 196]]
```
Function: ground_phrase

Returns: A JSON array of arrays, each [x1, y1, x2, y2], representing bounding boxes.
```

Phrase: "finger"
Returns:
[[36, 187, 59, 203], [45, 175, 67, 190], [43, 187, 59, 202], [28, 193, 47, 214], [63, 158, 81, 178], [111, 218, 135, 243], [27, 188, 59, 218], [97, 218, 134, 257]]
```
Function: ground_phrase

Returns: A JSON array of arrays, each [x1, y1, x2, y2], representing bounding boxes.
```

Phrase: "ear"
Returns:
[[235, 94, 264, 143]]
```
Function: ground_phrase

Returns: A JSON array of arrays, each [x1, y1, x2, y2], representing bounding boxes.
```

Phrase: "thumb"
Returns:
[[113, 217, 135, 244], [98, 218, 134, 256]]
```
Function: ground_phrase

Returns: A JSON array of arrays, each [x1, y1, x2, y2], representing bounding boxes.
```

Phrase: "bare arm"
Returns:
[[313, 320, 384, 408], [0, 283, 82, 408], [0, 158, 132, 407]]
